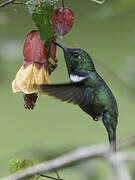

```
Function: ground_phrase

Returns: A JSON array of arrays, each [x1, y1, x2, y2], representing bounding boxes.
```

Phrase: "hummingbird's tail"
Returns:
[[107, 126, 117, 152], [102, 111, 117, 152]]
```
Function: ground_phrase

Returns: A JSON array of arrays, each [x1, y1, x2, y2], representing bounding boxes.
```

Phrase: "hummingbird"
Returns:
[[37, 41, 118, 152]]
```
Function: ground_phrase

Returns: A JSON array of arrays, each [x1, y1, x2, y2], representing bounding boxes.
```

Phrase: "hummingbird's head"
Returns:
[[53, 41, 95, 77]]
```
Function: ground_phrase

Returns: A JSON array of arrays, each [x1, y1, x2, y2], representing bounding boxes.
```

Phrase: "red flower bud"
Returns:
[[51, 8, 74, 36], [23, 30, 48, 70]]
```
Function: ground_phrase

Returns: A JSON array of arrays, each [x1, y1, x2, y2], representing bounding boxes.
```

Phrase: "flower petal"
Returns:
[[23, 30, 49, 70], [12, 64, 50, 94]]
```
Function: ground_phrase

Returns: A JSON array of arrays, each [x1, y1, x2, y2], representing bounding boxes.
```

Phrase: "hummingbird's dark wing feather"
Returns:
[[38, 81, 94, 106]]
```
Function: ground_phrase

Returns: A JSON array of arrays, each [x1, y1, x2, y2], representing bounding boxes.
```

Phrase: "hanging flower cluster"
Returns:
[[12, 30, 56, 109], [12, 0, 74, 109]]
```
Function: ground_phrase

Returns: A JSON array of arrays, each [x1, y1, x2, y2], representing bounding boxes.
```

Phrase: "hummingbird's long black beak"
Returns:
[[52, 40, 67, 51], [52, 40, 71, 76]]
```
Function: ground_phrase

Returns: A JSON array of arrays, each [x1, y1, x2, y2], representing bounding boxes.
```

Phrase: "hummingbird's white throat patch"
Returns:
[[70, 74, 86, 82]]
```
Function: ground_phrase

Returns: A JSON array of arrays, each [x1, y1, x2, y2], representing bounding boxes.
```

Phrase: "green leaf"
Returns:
[[9, 159, 41, 180], [9, 159, 22, 174], [19, 159, 34, 169], [26, 0, 58, 58]]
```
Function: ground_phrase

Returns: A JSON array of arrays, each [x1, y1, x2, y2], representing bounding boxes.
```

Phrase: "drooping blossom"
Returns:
[[12, 30, 56, 109]]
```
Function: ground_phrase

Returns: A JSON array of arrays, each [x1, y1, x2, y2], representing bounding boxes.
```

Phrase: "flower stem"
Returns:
[[61, 0, 64, 8]]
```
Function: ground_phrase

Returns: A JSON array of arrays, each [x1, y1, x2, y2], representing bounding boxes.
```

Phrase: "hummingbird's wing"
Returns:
[[38, 81, 94, 106]]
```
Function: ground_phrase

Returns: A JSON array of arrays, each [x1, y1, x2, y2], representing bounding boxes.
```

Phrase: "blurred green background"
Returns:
[[1, 0, 135, 179]]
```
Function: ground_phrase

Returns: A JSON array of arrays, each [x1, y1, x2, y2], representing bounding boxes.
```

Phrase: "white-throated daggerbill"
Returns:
[[37, 41, 118, 152]]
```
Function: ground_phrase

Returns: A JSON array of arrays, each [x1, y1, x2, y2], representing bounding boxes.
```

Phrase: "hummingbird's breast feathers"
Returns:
[[94, 82, 118, 119]]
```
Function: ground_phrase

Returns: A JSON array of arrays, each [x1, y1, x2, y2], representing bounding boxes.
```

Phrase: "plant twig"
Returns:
[[1, 142, 135, 180], [1, 134, 135, 180], [0, 0, 25, 8], [0, 144, 107, 180], [107, 153, 132, 180], [91, 0, 106, 5], [0, 0, 14, 8], [41, 170, 63, 180], [12, 1, 26, 5], [41, 174, 60, 180]]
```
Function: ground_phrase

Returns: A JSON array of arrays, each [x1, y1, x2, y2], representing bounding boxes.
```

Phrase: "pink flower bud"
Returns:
[[52, 8, 74, 36]]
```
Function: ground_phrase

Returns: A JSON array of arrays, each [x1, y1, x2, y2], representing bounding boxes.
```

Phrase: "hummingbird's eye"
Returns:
[[73, 52, 80, 58]]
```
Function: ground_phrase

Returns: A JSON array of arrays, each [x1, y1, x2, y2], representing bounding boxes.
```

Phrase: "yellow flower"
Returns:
[[12, 64, 50, 94]]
